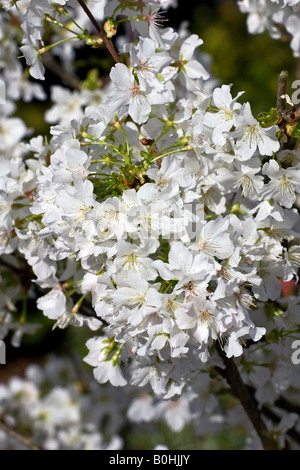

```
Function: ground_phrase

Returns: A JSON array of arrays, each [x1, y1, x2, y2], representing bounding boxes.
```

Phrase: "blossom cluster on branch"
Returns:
[[1, 0, 300, 450], [238, 0, 300, 58]]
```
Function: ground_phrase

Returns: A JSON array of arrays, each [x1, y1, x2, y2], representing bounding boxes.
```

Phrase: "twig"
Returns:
[[276, 70, 300, 150], [296, 57, 300, 82], [260, 405, 300, 447], [274, 395, 300, 416], [277, 70, 288, 115], [216, 344, 279, 450], [42, 52, 81, 90], [0, 420, 40, 450], [77, 0, 121, 63], [247, 385, 300, 446], [217, 387, 300, 447]]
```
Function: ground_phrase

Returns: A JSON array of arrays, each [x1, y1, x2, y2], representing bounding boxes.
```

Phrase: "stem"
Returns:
[[276, 70, 288, 115], [150, 145, 193, 163], [20, 295, 27, 323], [149, 125, 170, 153], [112, 343, 124, 366], [71, 292, 88, 313], [90, 158, 122, 166], [219, 387, 300, 448], [45, 14, 80, 36], [117, 16, 144, 24], [275, 70, 299, 150], [57, 6, 86, 32], [77, 0, 121, 63], [0, 420, 40, 450], [216, 344, 279, 450], [42, 52, 81, 90], [38, 36, 79, 54], [114, 122, 130, 164], [89, 172, 112, 176], [81, 140, 120, 152], [296, 57, 300, 82], [260, 405, 300, 448], [250, 386, 300, 446]]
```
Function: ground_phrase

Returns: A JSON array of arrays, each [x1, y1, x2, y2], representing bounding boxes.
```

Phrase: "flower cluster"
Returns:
[[1, 0, 300, 450], [238, 0, 300, 57], [0, 356, 125, 450]]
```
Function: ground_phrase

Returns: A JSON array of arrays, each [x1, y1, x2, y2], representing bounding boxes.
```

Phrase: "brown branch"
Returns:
[[216, 344, 279, 450], [247, 385, 300, 446], [277, 70, 288, 115], [274, 396, 300, 416], [217, 387, 300, 448], [77, 0, 121, 64], [275, 70, 300, 150], [296, 57, 300, 82], [260, 405, 300, 447], [42, 52, 81, 90], [0, 420, 40, 450]]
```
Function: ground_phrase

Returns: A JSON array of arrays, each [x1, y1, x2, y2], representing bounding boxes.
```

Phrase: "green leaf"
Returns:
[[289, 122, 300, 139], [257, 107, 280, 128], [81, 68, 101, 90]]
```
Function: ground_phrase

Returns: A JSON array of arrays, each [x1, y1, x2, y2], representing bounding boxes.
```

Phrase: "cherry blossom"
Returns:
[[1, 0, 300, 451]]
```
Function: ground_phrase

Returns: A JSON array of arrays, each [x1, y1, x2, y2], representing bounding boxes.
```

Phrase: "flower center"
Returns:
[[198, 309, 214, 327], [242, 125, 261, 146], [130, 84, 142, 97], [279, 175, 295, 204]]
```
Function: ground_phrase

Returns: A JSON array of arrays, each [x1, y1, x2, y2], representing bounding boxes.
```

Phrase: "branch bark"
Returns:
[[296, 57, 300, 82], [0, 420, 40, 450], [260, 405, 300, 447], [216, 344, 279, 450], [276, 70, 288, 115], [42, 52, 81, 90], [77, 0, 121, 64], [276, 70, 299, 150]]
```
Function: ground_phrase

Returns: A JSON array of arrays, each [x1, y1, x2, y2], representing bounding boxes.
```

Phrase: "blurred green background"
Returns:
[[175, 0, 296, 115]]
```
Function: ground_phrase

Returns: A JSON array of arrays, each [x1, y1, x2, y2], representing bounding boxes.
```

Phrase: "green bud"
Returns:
[[257, 107, 280, 128], [85, 35, 103, 47], [81, 69, 101, 91], [104, 17, 118, 38], [175, 137, 189, 146]]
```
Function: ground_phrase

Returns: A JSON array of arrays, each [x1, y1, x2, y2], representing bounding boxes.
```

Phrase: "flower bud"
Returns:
[[104, 17, 118, 38], [85, 35, 103, 47]]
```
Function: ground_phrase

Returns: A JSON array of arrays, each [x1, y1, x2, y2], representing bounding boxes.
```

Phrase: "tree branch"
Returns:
[[246, 385, 300, 447], [296, 57, 300, 82], [275, 395, 300, 416], [260, 405, 300, 447], [277, 70, 288, 115], [42, 52, 81, 90], [276, 70, 300, 150], [77, 0, 121, 64], [216, 344, 279, 450], [0, 420, 40, 450]]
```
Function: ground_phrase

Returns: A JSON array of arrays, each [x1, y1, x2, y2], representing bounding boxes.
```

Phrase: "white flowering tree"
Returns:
[[1, 0, 300, 451]]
